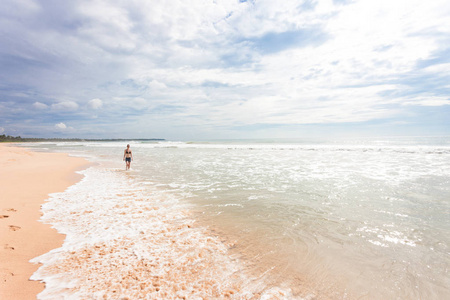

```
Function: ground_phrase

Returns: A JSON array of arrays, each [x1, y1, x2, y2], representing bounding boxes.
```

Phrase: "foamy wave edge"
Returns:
[[30, 166, 301, 299]]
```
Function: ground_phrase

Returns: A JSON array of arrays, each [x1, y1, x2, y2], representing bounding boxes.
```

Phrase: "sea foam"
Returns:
[[31, 166, 296, 299]]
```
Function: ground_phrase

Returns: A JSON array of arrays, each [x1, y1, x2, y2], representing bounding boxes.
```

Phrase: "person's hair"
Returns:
[[127, 144, 130, 147]]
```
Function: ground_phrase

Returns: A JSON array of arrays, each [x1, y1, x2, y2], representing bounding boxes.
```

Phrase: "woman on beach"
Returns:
[[123, 144, 133, 170]]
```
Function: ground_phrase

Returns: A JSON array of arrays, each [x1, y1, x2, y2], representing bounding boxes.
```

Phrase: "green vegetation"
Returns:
[[1, 134, 26, 142], [0, 134, 164, 142]]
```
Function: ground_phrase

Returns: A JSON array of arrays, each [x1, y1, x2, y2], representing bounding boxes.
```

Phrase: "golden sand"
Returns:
[[0, 144, 90, 299]]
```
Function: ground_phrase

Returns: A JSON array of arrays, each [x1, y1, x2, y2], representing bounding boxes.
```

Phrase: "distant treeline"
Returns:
[[0, 134, 164, 143]]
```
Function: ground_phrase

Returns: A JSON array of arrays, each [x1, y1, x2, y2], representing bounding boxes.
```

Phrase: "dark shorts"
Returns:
[[125, 157, 131, 162]]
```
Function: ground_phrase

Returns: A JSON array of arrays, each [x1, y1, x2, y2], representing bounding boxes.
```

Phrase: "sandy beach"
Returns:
[[0, 144, 90, 300]]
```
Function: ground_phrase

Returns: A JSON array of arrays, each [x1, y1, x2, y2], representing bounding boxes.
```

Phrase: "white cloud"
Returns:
[[51, 101, 79, 111], [1, 0, 449, 138], [52, 101, 78, 112], [33, 102, 48, 110], [88, 98, 103, 109], [55, 122, 67, 129], [0, 127, 4, 134], [54, 122, 75, 132], [402, 96, 450, 107], [148, 80, 167, 90]]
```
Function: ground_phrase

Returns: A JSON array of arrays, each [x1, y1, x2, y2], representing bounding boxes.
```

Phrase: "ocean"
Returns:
[[25, 137, 449, 299]]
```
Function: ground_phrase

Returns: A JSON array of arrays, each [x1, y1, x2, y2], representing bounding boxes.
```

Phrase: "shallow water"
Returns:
[[27, 137, 450, 299]]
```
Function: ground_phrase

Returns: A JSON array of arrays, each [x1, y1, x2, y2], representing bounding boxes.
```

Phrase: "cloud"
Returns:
[[0, 0, 449, 139], [243, 28, 329, 54], [88, 98, 103, 109], [402, 96, 450, 107], [0, 127, 4, 134], [54, 122, 75, 133], [148, 80, 167, 90], [33, 102, 48, 110], [55, 122, 67, 129], [51, 101, 79, 112]]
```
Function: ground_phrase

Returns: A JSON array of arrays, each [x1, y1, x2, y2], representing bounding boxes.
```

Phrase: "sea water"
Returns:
[[26, 137, 450, 299]]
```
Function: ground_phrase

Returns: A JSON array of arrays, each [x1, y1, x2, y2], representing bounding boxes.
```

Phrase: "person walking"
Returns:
[[123, 144, 133, 170]]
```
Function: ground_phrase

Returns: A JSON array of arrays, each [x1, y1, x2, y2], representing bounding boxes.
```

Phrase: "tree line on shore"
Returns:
[[0, 134, 164, 142], [0, 134, 82, 142]]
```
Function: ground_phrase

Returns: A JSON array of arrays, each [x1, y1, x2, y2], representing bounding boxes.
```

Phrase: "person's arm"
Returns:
[[123, 150, 126, 160], [131, 151, 133, 161]]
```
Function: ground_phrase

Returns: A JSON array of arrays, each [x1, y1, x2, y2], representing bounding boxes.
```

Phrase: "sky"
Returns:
[[0, 0, 449, 140]]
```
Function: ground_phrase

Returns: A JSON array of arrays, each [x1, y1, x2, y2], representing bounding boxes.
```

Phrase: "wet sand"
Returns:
[[0, 144, 90, 300]]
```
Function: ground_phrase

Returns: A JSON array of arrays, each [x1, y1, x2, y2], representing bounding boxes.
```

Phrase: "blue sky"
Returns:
[[0, 0, 449, 140]]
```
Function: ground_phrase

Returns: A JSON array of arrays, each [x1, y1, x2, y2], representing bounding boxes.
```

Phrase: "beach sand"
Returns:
[[0, 144, 90, 300]]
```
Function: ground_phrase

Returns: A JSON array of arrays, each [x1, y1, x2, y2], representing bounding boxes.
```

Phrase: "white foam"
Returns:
[[27, 140, 450, 299], [217, 204, 244, 208], [356, 226, 419, 248], [31, 166, 297, 299]]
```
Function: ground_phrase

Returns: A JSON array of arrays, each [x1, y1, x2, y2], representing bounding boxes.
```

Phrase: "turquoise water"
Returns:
[[27, 137, 450, 299]]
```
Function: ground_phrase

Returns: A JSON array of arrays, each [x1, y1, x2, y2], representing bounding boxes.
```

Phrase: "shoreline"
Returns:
[[0, 143, 91, 300]]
